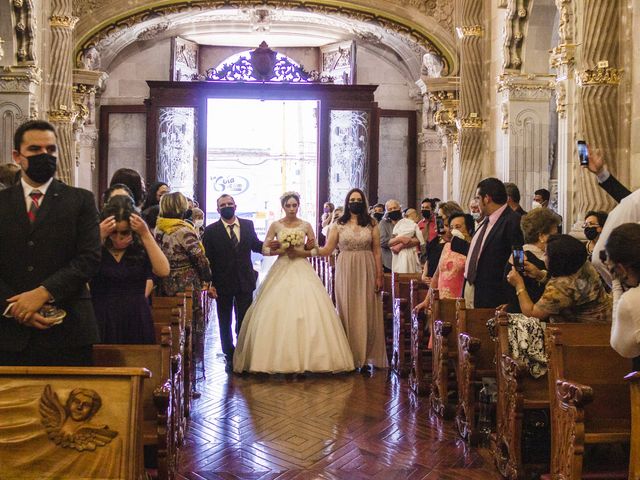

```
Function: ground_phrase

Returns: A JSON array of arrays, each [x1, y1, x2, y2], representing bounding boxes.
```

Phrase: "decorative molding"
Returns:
[[497, 73, 555, 100], [555, 82, 567, 118], [456, 114, 483, 129], [74, 1, 452, 73], [576, 64, 622, 86], [48, 105, 77, 123], [456, 25, 484, 38], [13, 0, 36, 63], [501, 102, 509, 132], [0, 65, 42, 92], [50, 15, 79, 29], [0, 36, 5, 61], [549, 43, 577, 70], [502, 0, 530, 70], [556, 0, 574, 44]]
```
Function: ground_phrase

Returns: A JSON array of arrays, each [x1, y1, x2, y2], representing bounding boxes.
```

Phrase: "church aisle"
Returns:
[[176, 318, 502, 479]]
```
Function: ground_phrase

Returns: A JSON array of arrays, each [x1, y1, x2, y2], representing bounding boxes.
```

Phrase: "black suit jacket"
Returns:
[[202, 218, 263, 296], [599, 174, 632, 203], [469, 206, 524, 309], [0, 180, 101, 352]]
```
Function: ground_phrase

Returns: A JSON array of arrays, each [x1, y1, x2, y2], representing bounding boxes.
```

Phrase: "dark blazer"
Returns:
[[470, 206, 524, 309], [202, 218, 263, 296], [599, 173, 632, 203], [0, 180, 101, 352]]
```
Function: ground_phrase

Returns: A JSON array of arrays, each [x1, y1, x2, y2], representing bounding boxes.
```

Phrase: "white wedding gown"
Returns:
[[233, 222, 355, 373]]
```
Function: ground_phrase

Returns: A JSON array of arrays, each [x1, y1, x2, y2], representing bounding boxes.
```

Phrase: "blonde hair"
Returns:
[[159, 192, 188, 218]]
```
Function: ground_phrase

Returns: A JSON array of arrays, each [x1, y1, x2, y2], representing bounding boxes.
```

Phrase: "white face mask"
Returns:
[[531, 200, 542, 210], [194, 219, 204, 228], [450, 228, 465, 240], [471, 212, 481, 221]]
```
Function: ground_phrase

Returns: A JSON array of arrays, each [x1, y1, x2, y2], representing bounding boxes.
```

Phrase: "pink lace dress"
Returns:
[[436, 242, 466, 299], [334, 223, 389, 368]]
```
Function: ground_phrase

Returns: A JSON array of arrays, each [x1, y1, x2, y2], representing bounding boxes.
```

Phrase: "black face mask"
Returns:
[[348, 202, 364, 215], [373, 212, 384, 222], [421, 209, 431, 220], [387, 210, 402, 221], [584, 226, 599, 241], [219, 206, 235, 220], [24, 153, 57, 184]]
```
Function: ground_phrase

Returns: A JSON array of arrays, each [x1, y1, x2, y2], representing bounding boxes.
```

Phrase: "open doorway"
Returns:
[[205, 98, 319, 237]]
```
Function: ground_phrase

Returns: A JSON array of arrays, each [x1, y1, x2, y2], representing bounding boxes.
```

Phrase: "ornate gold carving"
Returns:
[[73, 83, 97, 95], [555, 82, 567, 118], [456, 114, 483, 129], [503, 0, 530, 70], [576, 64, 622, 86], [48, 105, 77, 123], [50, 15, 79, 29], [549, 43, 577, 69], [39, 385, 118, 451], [456, 25, 484, 38]]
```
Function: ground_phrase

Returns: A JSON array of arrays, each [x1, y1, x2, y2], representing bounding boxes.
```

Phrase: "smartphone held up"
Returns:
[[512, 246, 526, 274], [577, 140, 589, 167]]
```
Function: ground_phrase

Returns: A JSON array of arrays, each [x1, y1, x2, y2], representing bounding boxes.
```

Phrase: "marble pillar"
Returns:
[[497, 74, 555, 212]]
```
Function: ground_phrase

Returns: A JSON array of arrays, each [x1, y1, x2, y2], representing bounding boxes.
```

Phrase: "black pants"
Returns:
[[216, 292, 253, 358], [0, 344, 93, 366]]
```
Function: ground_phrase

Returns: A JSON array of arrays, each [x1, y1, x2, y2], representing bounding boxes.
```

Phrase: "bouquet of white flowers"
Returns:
[[278, 228, 305, 249]]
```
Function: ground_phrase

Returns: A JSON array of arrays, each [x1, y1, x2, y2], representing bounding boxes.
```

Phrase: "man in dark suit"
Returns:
[[202, 194, 265, 370], [464, 178, 524, 309], [0, 120, 101, 366]]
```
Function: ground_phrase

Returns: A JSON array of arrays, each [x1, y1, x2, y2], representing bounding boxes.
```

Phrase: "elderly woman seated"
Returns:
[[507, 234, 611, 323]]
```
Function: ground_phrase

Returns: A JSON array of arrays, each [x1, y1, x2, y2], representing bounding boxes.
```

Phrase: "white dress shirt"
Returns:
[[222, 218, 241, 242], [21, 176, 53, 211]]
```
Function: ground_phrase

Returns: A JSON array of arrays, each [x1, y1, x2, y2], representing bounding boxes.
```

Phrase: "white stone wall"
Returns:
[[101, 39, 172, 105]]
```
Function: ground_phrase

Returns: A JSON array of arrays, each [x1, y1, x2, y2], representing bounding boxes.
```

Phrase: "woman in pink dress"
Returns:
[[413, 212, 474, 312]]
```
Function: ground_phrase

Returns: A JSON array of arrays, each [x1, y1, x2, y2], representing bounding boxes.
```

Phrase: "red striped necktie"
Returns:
[[27, 190, 43, 223]]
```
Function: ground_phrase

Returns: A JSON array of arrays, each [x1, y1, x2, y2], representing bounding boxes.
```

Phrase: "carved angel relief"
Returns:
[[39, 385, 118, 451]]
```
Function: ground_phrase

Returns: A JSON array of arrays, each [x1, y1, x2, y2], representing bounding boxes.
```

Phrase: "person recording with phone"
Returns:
[[503, 208, 558, 313], [579, 142, 631, 203], [507, 234, 611, 323], [421, 201, 463, 284]]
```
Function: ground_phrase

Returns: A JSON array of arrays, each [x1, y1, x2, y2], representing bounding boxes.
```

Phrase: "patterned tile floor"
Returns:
[[176, 315, 503, 479]]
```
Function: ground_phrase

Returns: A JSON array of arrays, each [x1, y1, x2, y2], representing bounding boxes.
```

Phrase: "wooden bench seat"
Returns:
[[409, 279, 431, 396], [455, 301, 496, 444], [0, 366, 148, 479], [428, 290, 459, 419], [391, 272, 421, 377], [92, 326, 177, 480], [546, 326, 632, 479]]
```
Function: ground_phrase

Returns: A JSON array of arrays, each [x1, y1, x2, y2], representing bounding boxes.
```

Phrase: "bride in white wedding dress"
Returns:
[[233, 192, 355, 374]]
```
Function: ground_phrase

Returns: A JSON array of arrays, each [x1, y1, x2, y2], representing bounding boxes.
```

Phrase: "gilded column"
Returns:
[[575, 0, 621, 215], [455, 0, 486, 206], [48, 1, 77, 185]]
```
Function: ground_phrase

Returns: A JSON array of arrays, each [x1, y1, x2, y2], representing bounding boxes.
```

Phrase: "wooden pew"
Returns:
[[93, 327, 176, 480], [391, 272, 422, 377], [380, 272, 393, 362], [546, 325, 631, 480], [178, 288, 196, 415], [0, 366, 148, 479], [627, 371, 640, 480], [455, 300, 496, 444], [151, 304, 186, 447], [409, 279, 431, 396], [493, 309, 549, 480], [494, 313, 619, 480], [428, 289, 459, 418]]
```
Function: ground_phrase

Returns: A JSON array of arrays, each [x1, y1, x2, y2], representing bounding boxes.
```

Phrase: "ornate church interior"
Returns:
[[0, 1, 639, 479]]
